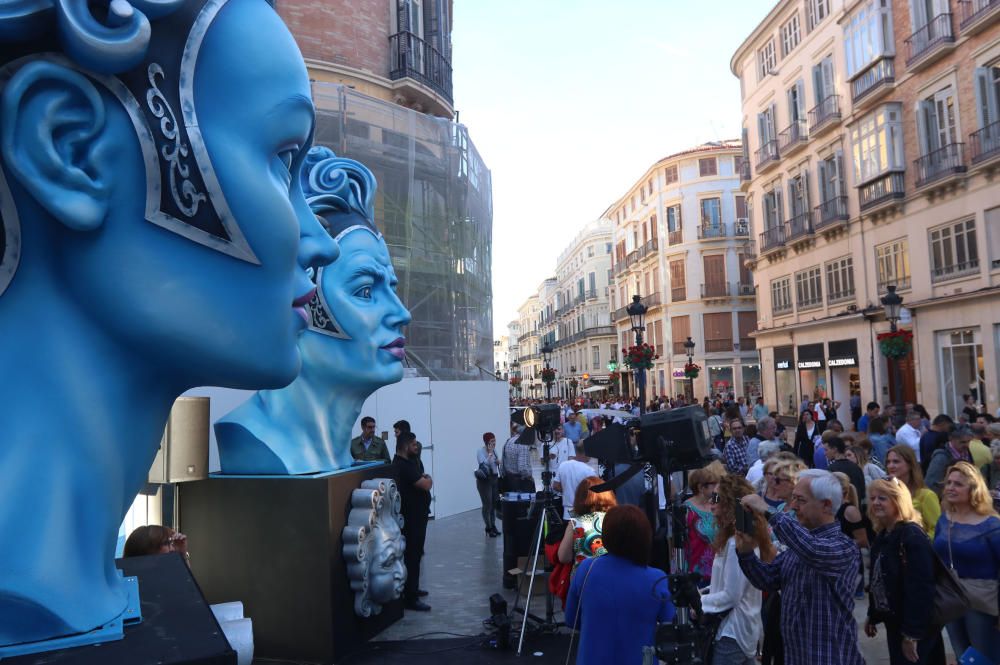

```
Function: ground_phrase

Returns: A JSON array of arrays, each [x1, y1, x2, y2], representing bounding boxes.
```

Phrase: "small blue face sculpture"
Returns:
[[0, 0, 337, 648]]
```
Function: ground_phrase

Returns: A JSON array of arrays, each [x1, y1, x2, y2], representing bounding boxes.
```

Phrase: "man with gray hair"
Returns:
[[748, 415, 780, 462], [746, 439, 782, 489], [737, 469, 864, 665]]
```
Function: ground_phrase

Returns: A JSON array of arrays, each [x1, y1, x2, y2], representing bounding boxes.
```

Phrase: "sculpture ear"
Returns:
[[1, 61, 111, 231]]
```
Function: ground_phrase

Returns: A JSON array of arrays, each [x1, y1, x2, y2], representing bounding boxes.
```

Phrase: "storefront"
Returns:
[[742, 364, 761, 401], [797, 344, 827, 402], [827, 339, 860, 425], [672, 368, 688, 400], [708, 365, 734, 398], [774, 346, 797, 417], [937, 327, 985, 417]]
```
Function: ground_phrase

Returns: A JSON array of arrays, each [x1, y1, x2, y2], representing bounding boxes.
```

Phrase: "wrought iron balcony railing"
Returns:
[[734, 218, 750, 236], [755, 140, 780, 170], [932, 259, 980, 282], [668, 229, 683, 246], [905, 13, 955, 66], [914, 142, 967, 187], [808, 95, 842, 134], [778, 119, 808, 153], [700, 282, 730, 298], [786, 211, 814, 241], [858, 171, 905, 211], [970, 120, 1000, 164], [697, 224, 727, 239], [814, 196, 849, 230], [759, 225, 787, 253], [959, 0, 1000, 32], [851, 56, 895, 104], [389, 31, 454, 104]]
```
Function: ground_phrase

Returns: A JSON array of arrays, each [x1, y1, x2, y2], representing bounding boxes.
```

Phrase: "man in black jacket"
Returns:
[[393, 432, 433, 611], [918, 414, 952, 475]]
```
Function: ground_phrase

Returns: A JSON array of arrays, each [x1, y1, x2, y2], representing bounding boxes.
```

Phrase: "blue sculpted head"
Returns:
[[0, 0, 337, 649], [215, 147, 412, 475]]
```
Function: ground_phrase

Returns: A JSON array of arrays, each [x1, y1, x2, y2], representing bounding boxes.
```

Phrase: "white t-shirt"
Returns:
[[745, 459, 765, 487], [701, 538, 763, 657], [555, 460, 597, 519], [896, 423, 922, 461], [546, 437, 576, 469]]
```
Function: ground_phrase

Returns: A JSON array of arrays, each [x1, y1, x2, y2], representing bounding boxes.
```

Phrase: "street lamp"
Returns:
[[881, 285, 905, 430], [626, 295, 648, 414], [684, 336, 696, 403], [570, 365, 577, 400], [542, 342, 554, 402]]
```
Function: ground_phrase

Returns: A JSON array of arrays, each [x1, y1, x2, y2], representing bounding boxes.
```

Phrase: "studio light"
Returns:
[[523, 403, 561, 433]]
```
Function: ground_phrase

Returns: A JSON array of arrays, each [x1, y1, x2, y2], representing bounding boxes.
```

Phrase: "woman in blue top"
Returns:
[[932, 461, 1000, 663], [565, 505, 676, 665]]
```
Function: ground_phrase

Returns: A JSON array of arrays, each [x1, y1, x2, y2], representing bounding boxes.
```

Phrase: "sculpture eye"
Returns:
[[355, 286, 372, 299]]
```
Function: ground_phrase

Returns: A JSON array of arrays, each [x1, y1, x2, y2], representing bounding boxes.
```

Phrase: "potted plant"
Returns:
[[684, 362, 701, 379], [622, 343, 658, 371], [876, 329, 913, 359]]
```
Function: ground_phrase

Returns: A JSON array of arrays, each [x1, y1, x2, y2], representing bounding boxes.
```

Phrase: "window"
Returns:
[[844, 0, 894, 78], [592, 345, 600, 370], [666, 204, 682, 232], [665, 164, 678, 184], [605, 242, 612, 254], [699, 157, 718, 176], [670, 259, 686, 301], [735, 195, 747, 220], [795, 266, 823, 309], [930, 219, 979, 282], [812, 56, 836, 105], [704, 312, 733, 352], [762, 188, 784, 230], [806, 0, 830, 31], [734, 155, 744, 176], [770, 276, 793, 315], [786, 172, 810, 219], [587, 245, 595, 257], [987, 207, 1000, 269], [876, 238, 911, 290], [781, 14, 801, 57], [787, 80, 806, 124], [974, 64, 1000, 132], [671, 315, 691, 354], [758, 39, 777, 81], [909, 0, 948, 32], [588, 272, 596, 296], [825, 256, 855, 303], [850, 104, 905, 183], [700, 198, 722, 227], [917, 86, 958, 155], [757, 104, 778, 146], [817, 152, 846, 203]]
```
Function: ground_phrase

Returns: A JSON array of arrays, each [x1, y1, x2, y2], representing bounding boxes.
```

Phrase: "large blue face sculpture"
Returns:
[[0, 0, 337, 648], [216, 147, 412, 474]]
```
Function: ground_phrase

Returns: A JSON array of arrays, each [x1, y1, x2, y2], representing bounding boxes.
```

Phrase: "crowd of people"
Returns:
[[495, 392, 1000, 665]]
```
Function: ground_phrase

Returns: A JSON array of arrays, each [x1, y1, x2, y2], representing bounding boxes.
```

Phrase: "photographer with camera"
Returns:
[[736, 469, 865, 665], [700, 475, 775, 665]]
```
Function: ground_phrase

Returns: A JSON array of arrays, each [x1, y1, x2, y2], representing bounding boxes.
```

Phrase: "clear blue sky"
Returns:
[[451, 0, 776, 337]]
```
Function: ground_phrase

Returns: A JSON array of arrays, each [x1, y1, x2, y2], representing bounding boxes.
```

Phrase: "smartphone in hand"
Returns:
[[735, 504, 755, 535]]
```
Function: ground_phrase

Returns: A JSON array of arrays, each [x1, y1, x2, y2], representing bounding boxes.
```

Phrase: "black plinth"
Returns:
[[5, 553, 235, 665], [178, 465, 402, 664], [500, 495, 562, 589]]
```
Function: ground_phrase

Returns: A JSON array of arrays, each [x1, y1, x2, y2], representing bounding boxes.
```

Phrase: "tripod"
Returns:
[[512, 431, 562, 656]]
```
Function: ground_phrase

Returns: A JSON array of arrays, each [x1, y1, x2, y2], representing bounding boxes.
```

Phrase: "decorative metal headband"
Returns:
[[300, 146, 381, 339]]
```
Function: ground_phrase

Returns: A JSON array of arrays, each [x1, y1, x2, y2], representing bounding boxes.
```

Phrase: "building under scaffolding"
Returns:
[[312, 83, 494, 381]]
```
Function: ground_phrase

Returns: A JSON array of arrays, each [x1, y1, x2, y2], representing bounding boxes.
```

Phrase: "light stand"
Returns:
[[628, 295, 648, 415], [542, 343, 554, 402], [684, 336, 696, 404], [881, 285, 905, 431]]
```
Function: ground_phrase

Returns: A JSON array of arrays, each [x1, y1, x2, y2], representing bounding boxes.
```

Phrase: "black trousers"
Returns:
[[884, 621, 945, 665], [402, 513, 428, 601], [476, 475, 499, 529], [761, 592, 783, 665]]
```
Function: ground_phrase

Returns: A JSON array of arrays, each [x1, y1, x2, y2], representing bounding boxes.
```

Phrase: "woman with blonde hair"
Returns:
[[701, 475, 775, 664], [885, 444, 941, 538], [683, 461, 725, 585], [847, 445, 887, 486], [932, 462, 1000, 662], [863, 478, 941, 664]]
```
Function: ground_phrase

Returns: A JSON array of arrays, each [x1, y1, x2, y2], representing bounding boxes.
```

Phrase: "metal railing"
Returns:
[[786, 211, 814, 241], [743, 239, 757, 262], [851, 56, 895, 103], [778, 119, 808, 153], [959, 0, 1000, 30], [772, 301, 793, 316], [585, 288, 598, 300], [700, 282, 730, 298], [858, 171, 905, 210], [388, 31, 454, 104], [932, 259, 980, 282], [828, 288, 856, 304], [735, 218, 750, 236], [637, 238, 659, 260], [759, 225, 787, 253], [877, 277, 912, 293], [797, 294, 823, 310], [755, 139, 780, 170], [668, 230, 683, 245], [697, 224, 727, 239], [736, 282, 755, 296], [814, 196, 849, 229], [671, 286, 687, 302], [905, 13, 955, 66], [808, 95, 841, 133], [970, 120, 1000, 164], [914, 142, 967, 187]]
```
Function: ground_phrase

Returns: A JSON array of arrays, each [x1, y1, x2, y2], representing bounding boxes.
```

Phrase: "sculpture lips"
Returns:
[[293, 287, 317, 327], [381, 337, 405, 360]]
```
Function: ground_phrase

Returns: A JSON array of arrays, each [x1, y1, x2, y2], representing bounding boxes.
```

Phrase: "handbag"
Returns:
[[899, 523, 969, 633], [474, 460, 493, 481], [946, 519, 999, 617]]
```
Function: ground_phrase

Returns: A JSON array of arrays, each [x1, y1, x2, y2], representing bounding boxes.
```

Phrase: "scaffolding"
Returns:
[[312, 83, 494, 381]]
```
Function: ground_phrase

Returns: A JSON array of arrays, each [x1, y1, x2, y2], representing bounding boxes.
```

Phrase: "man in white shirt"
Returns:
[[895, 410, 923, 462], [553, 457, 597, 519], [542, 425, 576, 470]]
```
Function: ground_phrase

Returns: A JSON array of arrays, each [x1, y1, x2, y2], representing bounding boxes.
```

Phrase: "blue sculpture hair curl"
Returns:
[[0, 0, 186, 73], [300, 146, 378, 237]]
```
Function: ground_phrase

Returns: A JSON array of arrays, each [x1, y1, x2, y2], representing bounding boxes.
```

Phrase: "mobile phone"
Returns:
[[735, 504, 755, 535]]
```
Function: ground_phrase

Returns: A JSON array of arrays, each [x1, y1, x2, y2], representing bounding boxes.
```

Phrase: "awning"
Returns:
[[582, 385, 608, 393]]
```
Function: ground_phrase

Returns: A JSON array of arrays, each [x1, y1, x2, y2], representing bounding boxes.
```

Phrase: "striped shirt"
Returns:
[[738, 511, 864, 665]]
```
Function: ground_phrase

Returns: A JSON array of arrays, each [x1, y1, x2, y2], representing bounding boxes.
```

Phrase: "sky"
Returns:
[[450, 0, 776, 338]]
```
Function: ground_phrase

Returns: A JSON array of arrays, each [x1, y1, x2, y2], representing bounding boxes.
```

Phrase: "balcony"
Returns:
[[778, 119, 808, 156], [797, 294, 823, 311], [697, 224, 727, 240], [585, 288, 598, 300], [742, 239, 757, 264], [814, 196, 850, 231], [643, 292, 663, 309], [959, 0, 1000, 34], [905, 14, 955, 71], [851, 56, 895, 107], [808, 95, 842, 136], [755, 140, 780, 173], [932, 258, 980, 283], [785, 211, 815, 243], [759, 225, 787, 254], [970, 121, 1000, 167], [914, 142, 967, 189], [736, 282, 755, 297], [740, 160, 751, 182], [388, 31, 454, 107], [637, 238, 659, 262], [671, 285, 687, 302], [668, 229, 683, 246], [734, 218, 750, 236], [858, 171, 905, 213], [700, 282, 730, 299], [828, 288, 856, 305]]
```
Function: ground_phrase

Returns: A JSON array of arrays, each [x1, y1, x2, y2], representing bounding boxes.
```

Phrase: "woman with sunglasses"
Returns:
[[684, 462, 725, 586]]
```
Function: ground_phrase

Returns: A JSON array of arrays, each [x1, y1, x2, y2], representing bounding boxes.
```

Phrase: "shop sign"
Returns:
[[774, 345, 794, 371], [672, 369, 686, 378], [775, 360, 791, 370], [797, 360, 823, 369], [828, 357, 857, 367], [796, 343, 825, 369], [827, 339, 859, 368]]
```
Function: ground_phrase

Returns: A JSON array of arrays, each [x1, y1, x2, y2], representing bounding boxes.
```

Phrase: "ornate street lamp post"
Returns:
[[881, 285, 905, 430], [542, 342, 554, 402], [684, 336, 696, 403], [627, 295, 648, 414]]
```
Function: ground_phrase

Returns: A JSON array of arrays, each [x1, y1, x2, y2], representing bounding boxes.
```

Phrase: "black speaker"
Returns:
[[639, 406, 713, 472]]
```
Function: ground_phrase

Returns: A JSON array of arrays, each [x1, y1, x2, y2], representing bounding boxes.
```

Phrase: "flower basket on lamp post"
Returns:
[[622, 343, 657, 372], [684, 362, 701, 379], [876, 329, 913, 360], [540, 367, 557, 386]]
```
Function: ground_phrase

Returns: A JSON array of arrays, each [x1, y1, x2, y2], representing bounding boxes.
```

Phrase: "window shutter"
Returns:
[[812, 63, 824, 104], [974, 67, 999, 129], [775, 188, 784, 221], [817, 159, 829, 202], [795, 80, 806, 122], [802, 170, 810, 210], [916, 99, 935, 154], [834, 150, 846, 195], [822, 58, 835, 99]]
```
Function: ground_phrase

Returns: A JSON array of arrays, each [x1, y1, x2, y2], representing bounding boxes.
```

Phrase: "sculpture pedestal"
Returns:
[[178, 464, 402, 664], [4, 554, 234, 664]]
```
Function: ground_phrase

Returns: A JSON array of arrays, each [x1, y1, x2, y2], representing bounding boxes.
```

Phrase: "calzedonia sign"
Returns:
[[829, 357, 858, 367], [797, 360, 823, 369]]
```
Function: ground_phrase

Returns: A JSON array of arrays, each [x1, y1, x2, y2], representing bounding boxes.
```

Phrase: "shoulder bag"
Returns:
[[898, 521, 968, 633], [946, 518, 999, 617]]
